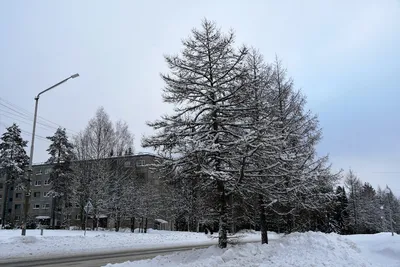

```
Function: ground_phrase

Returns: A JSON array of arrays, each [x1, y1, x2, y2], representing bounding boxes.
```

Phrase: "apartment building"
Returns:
[[0, 153, 160, 228]]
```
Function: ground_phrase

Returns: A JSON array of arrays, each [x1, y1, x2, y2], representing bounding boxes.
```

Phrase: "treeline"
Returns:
[[334, 170, 400, 235]]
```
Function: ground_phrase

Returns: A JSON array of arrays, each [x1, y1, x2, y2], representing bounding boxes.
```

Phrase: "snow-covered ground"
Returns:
[[0, 228, 266, 259], [346, 233, 400, 267], [105, 232, 400, 267]]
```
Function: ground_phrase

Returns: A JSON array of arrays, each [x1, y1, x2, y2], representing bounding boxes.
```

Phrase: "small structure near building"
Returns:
[[154, 218, 168, 230]]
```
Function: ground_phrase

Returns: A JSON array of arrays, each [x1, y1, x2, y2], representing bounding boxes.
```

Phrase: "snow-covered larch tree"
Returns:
[[143, 19, 252, 248]]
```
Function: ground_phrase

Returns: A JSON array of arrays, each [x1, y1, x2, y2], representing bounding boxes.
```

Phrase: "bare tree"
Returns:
[[73, 107, 135, 230]]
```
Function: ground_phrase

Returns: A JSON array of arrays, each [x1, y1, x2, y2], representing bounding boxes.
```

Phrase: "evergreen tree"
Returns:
[[333, 186, 350, 234], [345, 170, 362, 233], [0, 123, 29, 227], [359, 183, 380, 233], [46, 127, 74, 227]]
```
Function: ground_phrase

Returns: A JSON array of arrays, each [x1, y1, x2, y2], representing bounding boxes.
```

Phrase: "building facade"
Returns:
[[0, 153, 161, 229]]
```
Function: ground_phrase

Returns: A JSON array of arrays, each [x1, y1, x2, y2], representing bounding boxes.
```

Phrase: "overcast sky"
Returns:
[[1, 0, 399, 194]]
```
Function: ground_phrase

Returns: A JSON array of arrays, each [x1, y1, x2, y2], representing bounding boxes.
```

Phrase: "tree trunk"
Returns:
[[130, 217, 135, 233], [258, 194, 268, 244], [352, 187, 357, 234], [115, 212, 120, 232], [217, 181, 228, 249], [144, 218, 148, 233], [51, 197, 57, 228], [81, 208, 85, 230], [1, 183, 9, 228], [93, 215, 98, 230]]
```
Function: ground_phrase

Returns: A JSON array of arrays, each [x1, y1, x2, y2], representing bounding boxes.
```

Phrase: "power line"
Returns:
[[0, 102, 59, 130], [0, 108, 58, 131], [0, 112, 58, 133], [0, 122, 51, 143], [0, 97, 79, 136]]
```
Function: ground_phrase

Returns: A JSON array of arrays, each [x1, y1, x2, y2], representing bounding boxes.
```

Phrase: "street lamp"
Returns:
[[21, 74, 79, 236]]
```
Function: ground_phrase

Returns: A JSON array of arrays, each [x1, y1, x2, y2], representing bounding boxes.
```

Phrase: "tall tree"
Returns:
[[0, 123, 29, 227], [345, 170, 362, 234], [74, 107, 114, 229], [261, 57, 337, 234], [332, 186, 350, 234], [46, 127, 74, 227], [238, 49, 280, 244], [73, 107, 135, 230], [143, 19, 251, 248]]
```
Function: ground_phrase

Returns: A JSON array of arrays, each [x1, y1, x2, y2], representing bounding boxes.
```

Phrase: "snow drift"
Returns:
[[105, 232, 377, 267]]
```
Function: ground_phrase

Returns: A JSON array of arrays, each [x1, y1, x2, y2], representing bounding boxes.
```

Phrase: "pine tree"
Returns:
[[46, 127, 74, 227], [0, 123, 29, 227]]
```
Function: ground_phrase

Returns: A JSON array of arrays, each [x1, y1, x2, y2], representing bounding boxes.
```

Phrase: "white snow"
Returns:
[[346, 232, 400, 267], [0, 228, 265, 260], [104, 232, 400, 267]]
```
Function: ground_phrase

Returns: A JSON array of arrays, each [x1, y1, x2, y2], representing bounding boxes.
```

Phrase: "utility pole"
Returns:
[[21, 74, 79, 236]]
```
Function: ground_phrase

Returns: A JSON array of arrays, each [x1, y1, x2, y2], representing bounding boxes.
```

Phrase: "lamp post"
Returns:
[[21, 74, 79, 236]]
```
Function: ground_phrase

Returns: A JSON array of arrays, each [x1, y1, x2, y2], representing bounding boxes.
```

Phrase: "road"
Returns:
[[0, 243, 218, 267]]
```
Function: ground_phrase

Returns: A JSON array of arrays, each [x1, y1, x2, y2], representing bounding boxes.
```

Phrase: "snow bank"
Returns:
[[105, 232, 376, 267], [346, 232, 400, 267], [0, 229, 265, 259]]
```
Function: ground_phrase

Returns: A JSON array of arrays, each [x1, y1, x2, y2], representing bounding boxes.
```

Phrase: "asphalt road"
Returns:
[[0, 243, 217, 267]]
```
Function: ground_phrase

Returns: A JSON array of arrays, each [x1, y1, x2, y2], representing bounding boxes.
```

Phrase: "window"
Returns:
[[35, 170, 42, 176], [15, 193, 22, 199], [9, 198, 12, 202], [35, 180, 42, 186], [14, 204, 21, 210], [0, 183, 3, 189], [15, 215, 20, 221], [43, 192, 48, 197], [124, 161, 131, 167], [44, 180, 50, 186], [75, 214, 80, 220], [33, 192, 40, 198], [33, 204, 40, 209], [45, 168, 51, 175], [42, 204, 50, 210], [136, 160, 145, 167]]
